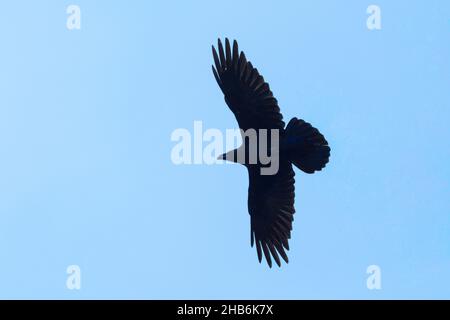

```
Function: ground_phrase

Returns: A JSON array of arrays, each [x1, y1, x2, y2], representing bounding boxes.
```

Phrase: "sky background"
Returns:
[[0, 0, 449, 299]]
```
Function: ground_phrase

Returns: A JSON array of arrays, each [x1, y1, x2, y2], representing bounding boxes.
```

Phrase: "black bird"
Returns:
[[212, 38, 330, 267]]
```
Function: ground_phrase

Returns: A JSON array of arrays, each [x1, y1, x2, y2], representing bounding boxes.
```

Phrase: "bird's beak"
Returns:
[[218, 149, 239, 163]]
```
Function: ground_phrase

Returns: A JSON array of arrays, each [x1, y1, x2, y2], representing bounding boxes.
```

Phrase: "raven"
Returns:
[[212, 38, 330, 267]]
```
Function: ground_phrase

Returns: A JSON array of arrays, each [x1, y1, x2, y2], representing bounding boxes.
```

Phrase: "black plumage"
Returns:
[[212, 38, 330, 267]]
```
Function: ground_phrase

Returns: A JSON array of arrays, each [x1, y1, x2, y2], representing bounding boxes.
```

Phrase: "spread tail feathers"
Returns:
[[284, 117, 330, 174]]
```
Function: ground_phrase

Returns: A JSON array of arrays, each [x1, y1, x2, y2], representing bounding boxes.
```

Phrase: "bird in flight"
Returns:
[[212, 38, 330, 267]]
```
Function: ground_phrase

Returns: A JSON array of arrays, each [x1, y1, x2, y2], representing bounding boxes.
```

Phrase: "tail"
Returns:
[[284, 117, 330, 174]]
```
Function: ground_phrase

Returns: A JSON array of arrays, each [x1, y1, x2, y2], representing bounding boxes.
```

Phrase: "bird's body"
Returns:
[[212, 38, 330, 267]]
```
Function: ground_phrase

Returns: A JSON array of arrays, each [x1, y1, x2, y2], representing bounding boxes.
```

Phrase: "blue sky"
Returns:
[[0, 1, 449, 299]]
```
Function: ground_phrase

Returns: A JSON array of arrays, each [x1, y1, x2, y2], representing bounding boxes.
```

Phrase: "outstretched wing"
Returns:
[[212, 38, 285, 131], [248, 161, 295, 267]]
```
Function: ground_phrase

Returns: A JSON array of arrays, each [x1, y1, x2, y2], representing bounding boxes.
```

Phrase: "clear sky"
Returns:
[[0, 1, 449, 299]]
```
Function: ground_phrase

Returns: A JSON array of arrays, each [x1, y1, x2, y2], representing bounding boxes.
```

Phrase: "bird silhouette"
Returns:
[[212, 38, 330, 267]]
